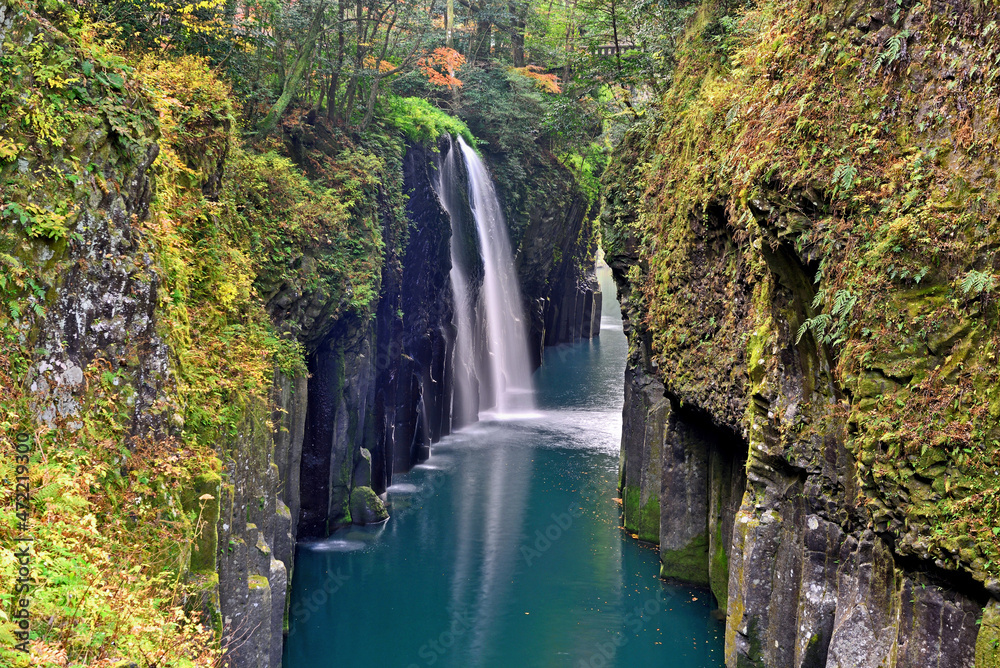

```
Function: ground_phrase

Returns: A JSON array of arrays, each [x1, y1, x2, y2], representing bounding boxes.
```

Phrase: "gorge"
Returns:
[[283, 259, 724, 668], [3, 0, 1000, 666]]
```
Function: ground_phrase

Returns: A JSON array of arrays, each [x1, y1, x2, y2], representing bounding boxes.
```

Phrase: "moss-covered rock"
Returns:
[[660, 531, 710, 584], [977, 601, 1000, 668], [602, 0, 1000, 662], [350, 486, 389, 525], [181, 470, 223, 573]]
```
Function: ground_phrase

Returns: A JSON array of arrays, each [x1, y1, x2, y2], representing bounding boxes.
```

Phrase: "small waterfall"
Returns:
[[435, 139, 480, 427], [456, 136, 535, 416]]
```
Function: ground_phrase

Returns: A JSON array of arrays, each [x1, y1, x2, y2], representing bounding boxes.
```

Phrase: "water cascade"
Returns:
[[456, 136, 536, 416], [435, 138, 480, 427]]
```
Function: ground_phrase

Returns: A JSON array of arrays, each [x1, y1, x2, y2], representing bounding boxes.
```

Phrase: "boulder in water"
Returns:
[[350, 486, 389, 525]]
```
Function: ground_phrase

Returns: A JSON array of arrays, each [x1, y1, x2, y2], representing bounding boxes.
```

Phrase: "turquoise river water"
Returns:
[[283, 265, 726, 667]]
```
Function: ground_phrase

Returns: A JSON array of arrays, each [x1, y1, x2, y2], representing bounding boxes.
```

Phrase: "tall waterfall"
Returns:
[[456, 136, 536, 416], [435, 139, 479, 427]]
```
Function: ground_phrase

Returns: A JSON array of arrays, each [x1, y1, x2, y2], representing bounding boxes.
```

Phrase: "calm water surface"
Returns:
[[284, 265, 726, 667]]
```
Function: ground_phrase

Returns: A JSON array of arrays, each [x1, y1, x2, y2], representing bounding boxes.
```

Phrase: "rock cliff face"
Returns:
[[0, 10, 598, 660], [511, 160, 602, 363], [602, 0, 1000, 665]]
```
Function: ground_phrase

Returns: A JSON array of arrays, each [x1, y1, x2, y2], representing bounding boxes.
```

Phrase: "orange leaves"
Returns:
[[418, 47, 465, 88], [363, 54, 395, 74], [510, 65, 561, 93]]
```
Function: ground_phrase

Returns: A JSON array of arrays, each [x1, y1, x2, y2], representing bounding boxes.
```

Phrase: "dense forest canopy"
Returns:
[[75, 0, 692, 143]]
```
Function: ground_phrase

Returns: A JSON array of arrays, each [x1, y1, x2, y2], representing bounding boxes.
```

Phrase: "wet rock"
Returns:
[[350, 486, 389, 525], [353, 448, 373, 489]]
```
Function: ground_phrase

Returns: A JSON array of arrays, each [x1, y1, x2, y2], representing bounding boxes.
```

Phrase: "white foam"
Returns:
[[306, 538, 367, 552], [386, 483, 420, 494]]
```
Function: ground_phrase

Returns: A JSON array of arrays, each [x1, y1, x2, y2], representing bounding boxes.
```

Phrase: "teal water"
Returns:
[[284, 265, 725, 667]]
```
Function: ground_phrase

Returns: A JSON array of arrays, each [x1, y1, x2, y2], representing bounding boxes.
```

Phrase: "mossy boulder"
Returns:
[[350, 486, 389, 525]]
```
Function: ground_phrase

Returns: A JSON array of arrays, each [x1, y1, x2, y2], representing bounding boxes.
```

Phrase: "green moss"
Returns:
[[349, 486, 389, 525], [623, 484, 660, 543], [710, 521, 729, 608], [180, 471, 223, 573], [248, 575, 270, 591], [601, 0, 1000, 582], [735, 617, 765, 668], [976, 602, 1000, 668], [382, 96, 476, 145], [660, 531, 710, 585]]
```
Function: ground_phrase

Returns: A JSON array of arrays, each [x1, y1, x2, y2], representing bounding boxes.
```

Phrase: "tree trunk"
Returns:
[[258, 1, 328, 135], [327, 0, 346, 121], [510, 1, 526, 67], [474, 19, 492, 61], [562, 0, 577, 85], [611, 0, 622, 75], [447, 0, 455, 47]]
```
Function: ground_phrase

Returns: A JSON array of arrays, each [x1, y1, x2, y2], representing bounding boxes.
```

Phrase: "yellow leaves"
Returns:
[[0, 138, 20, 162], [45, 74, 79, 89], [363, 54, 396, 74], [216, 249, 254, 313]]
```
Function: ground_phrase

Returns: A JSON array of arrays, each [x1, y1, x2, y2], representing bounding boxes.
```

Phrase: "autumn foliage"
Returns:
[[418, 47, 466, 87], [511, 65, 561, 93]]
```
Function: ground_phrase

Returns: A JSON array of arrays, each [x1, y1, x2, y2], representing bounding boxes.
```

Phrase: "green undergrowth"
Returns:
[[0, 2, 391, 664], [0, 3, 221, 665], [603, 0, 1000, 581]]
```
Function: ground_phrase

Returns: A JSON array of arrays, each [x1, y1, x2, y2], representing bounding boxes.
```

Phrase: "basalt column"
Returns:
[[369, 141, 457, 489]]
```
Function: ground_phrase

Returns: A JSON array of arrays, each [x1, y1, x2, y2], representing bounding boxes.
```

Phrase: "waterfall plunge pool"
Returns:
[[283, 265, 725, 668]]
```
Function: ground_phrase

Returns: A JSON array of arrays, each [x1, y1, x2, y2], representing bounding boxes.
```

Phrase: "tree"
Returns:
[[258, 0, 329, 134]]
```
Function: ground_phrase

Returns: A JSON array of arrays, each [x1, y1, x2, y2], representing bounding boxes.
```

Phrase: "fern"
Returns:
[[832, 161, 858, 195], [796, 289, 856, 345], [876, 30, 910, 71], [960, 270, 997, 297], [832, 289, 858, 318], [796, 313, 830, 343]]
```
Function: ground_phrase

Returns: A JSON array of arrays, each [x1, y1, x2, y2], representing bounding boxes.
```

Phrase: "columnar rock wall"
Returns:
[[601, 0, 1000, 663], [607, 204, 987, 667], [503, 157, 602, 365]]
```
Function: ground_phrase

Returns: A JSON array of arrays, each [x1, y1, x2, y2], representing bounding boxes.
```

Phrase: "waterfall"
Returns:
[[456, 136, 536, 416], [435, 138, 480, 427]]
